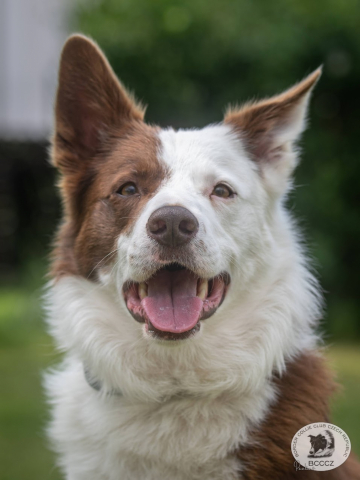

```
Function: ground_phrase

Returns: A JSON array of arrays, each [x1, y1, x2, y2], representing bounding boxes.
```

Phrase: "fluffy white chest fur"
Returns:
[[46, 247, 317, 480], [47, 355, 265, 480], [45, 34, 322, 479]]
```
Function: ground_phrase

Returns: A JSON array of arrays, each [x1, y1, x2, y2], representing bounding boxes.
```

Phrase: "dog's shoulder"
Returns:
[[236, 351, 360, 479]]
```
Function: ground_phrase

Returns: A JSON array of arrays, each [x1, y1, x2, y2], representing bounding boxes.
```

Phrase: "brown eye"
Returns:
[[117, 182, 138, 197], [211, 184, 234, 199]]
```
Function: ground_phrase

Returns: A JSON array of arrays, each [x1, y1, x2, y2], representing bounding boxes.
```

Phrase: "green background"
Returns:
[[1, 0, 360, 478]]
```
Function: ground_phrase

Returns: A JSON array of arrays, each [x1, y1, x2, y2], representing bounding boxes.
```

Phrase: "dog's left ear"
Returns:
[[224, 68, 321, 197]]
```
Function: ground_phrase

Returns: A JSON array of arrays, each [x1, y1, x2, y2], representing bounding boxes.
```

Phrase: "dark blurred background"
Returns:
[[0, 1, 359, 479]]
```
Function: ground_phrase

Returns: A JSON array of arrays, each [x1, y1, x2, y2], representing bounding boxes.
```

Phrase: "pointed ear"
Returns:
[[53, 34, 144, 171], [224, 68, 321, 196]]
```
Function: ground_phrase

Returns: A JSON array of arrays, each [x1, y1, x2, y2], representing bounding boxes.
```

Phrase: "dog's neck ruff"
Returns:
[[83, 365, 122, 396], [83, 364, 212, 402]]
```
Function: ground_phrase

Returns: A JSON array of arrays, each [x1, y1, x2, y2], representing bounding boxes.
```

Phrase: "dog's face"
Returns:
[[308, 432, 334, 457], [50, 36, 320, 392], [93, 125, 263, 340], [308, 434, 327, 455]]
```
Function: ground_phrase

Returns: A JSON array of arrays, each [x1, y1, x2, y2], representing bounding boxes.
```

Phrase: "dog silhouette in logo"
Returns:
[[308, 430, 335, 457]]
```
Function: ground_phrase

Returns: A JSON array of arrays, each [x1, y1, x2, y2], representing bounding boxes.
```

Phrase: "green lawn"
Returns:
[[0, 287, 359, 480], [326, 344, 360, 454], [0, 287, 62, 480]]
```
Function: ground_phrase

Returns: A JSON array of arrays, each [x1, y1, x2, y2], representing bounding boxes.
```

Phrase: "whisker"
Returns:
[[86, 248, 119, 280]]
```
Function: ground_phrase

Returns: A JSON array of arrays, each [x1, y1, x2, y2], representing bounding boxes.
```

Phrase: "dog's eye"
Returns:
[[211, 184, 234, 199], [117, 182, 138, 197]]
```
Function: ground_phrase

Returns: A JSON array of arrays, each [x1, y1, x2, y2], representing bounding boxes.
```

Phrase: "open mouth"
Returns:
[[123, 263, 230, 341]]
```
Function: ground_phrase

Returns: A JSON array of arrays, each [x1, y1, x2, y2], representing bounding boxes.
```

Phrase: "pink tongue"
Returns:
[[142, 269, 203, 333]]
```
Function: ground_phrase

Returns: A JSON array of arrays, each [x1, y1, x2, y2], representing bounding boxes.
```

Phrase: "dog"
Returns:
[[308, 431, 335, 458], [45, 34, 360, 479]]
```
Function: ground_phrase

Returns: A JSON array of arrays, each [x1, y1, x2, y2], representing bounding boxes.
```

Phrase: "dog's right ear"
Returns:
[[52, 34, 144, 172]]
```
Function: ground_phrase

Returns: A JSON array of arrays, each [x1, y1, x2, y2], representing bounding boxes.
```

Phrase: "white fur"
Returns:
[[45, 119, 322, 479]]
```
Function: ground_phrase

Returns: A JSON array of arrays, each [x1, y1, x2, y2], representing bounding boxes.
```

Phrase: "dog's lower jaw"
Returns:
[[45, 355, 276, 480]]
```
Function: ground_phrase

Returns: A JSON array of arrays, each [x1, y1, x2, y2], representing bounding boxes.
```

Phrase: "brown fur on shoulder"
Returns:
[[237, 351, 360, 479]]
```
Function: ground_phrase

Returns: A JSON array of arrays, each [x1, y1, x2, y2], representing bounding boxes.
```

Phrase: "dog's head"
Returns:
[[308, 431, 334, 456], [49, 35, 321, 396], [308, 434, 327, 455]]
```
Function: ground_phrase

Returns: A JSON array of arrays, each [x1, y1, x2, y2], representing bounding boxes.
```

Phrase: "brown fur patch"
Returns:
[[51, 121, 167, 279], [50, 35, 167, 280], [224, 68, 321, 161], [236, 351, 360, 479]]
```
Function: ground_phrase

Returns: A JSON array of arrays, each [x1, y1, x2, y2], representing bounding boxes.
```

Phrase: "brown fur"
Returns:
[[51, 35, 167, 279], [72, 122, 167, 278], [237, 351, 360, 479], [224, 68, 322, 161]]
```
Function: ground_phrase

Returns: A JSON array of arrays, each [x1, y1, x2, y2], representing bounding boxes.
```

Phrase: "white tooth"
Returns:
[[139, 282, 148, 300], [197, 279, 208, 300]]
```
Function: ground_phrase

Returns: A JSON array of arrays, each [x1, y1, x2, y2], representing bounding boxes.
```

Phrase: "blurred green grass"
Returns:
[[0, 286, 359, 480], [0, 286, 62, 480]]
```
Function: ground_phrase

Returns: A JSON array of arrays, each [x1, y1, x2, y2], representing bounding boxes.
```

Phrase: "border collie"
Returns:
[[308, 430, 335, 458], [45, 35, 360, 479]]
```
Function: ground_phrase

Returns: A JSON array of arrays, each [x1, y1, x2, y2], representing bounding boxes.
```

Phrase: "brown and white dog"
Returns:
[[45, 35, 360, 480]]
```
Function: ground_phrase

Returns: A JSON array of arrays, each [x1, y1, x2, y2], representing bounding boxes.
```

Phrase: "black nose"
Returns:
[[146, 206, 199, 247]]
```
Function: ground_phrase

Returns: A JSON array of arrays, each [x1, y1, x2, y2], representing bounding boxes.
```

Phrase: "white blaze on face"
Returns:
[[157, 125, 267, 274], [157, 125, 256, 201], [117, 124, 270, 289]]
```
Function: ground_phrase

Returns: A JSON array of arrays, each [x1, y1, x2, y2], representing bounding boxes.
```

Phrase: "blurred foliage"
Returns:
[[74, 0, 360, 339]]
